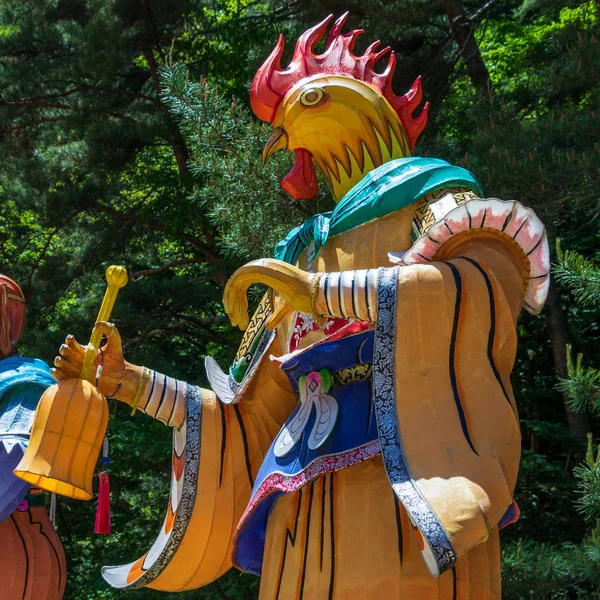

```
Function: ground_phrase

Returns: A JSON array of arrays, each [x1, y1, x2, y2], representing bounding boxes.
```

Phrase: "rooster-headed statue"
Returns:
[[51, 13, 549, 599]]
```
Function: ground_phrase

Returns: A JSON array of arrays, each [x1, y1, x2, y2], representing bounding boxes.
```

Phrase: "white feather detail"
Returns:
[[307, 386, 338, 450], [204, 356, 237, 404], [273, 371, 339, 457]]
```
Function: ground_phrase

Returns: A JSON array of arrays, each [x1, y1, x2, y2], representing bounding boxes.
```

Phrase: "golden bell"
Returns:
[[13, 378, 108, 500]]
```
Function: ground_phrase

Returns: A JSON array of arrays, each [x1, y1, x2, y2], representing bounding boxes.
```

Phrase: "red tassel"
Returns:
[[94, 472, 111, 534]]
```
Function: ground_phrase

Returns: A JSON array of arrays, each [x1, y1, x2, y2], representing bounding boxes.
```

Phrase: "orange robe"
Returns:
[[103, 198, 547, 599], [259, 238, 525, 599]]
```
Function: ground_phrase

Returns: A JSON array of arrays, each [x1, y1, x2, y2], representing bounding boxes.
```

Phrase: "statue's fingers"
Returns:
[[53, 355, 73, 369], [93, 321, 115, 338], [62, 334, 85, 353], [58, 341, 82, 359], [53, 355, 80, 370], [51, 366, 69, 380], [94, 321, 123, 356], [52, 356, 80, 380]]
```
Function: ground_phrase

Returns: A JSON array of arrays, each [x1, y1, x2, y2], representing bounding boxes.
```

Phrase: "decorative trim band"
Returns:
[[102, 385, 202, 589], [373, 266, 457, 576], [234, 440, 381, 553], [137, 370, 187, 428]]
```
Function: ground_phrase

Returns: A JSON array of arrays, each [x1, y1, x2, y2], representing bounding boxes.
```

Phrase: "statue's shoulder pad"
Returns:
[[391, 198, 550, 315]]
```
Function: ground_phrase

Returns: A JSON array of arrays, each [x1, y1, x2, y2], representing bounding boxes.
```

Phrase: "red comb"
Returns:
[[251, 13, 429, 150]]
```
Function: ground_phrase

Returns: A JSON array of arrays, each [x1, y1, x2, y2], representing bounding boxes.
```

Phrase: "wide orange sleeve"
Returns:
[[102, 336, 296, 592], [393, 241, 525, 559]]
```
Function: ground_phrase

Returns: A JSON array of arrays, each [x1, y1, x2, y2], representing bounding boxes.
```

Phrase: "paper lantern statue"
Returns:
[[0, 275, 66, 600], [53, 13, 550, 599], [0, 490, 67, 600], [15, 265, 128, 501]]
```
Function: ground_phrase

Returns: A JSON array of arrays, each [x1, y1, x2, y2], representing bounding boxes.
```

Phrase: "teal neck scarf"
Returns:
[[274, 157, 483, 265]]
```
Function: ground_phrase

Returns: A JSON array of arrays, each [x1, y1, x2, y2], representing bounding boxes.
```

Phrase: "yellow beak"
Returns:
[[262, 126, 289, 164]]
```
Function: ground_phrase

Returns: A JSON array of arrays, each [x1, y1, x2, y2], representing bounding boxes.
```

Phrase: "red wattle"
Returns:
[[281, 148, 318, 200]]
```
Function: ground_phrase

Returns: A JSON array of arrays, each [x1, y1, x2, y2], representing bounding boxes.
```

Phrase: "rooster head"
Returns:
[[251, 13, 429, 202]]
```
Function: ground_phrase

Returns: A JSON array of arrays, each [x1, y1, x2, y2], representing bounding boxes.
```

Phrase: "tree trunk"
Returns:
[[444, 0, 492, 93], [544, 277, 589, 442]]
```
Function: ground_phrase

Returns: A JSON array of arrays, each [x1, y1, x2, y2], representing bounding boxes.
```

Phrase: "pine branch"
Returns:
[[573, 435, 600, 522], [554, 239, 600, 308], [24, 210, 82, 291], [556, 345, 600, 416], [158, 63, 325, 263], [502, 536, 600, 597], [131, 258, 203, 279], [0, 85, 162, 108]]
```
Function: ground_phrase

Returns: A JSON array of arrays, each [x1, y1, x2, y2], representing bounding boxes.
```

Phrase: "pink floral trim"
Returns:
[[282, 319, 374, 362], [289, 313, 348, 352], [235, 440, 381, 540]]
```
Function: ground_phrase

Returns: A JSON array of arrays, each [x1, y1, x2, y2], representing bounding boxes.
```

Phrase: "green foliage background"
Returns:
[[0, 0, 599, 598]]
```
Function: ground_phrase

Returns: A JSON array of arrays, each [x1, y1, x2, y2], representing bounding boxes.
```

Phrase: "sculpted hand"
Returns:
[[223, 259, 313, 330], [53, 321, 142, 406]]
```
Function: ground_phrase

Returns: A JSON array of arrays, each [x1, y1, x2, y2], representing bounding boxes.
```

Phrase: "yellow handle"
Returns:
[[79, 265, 128, 380]]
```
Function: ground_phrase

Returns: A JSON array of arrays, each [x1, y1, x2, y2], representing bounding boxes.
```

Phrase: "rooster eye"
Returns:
[[300, 88, 324, 107]]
